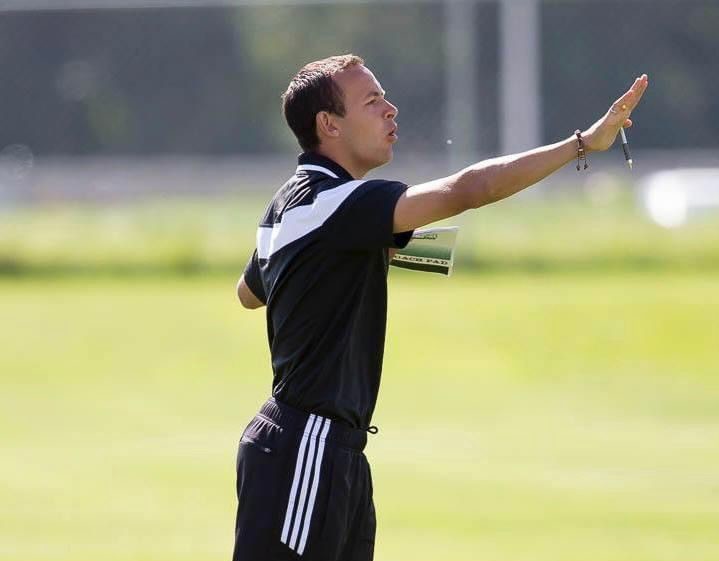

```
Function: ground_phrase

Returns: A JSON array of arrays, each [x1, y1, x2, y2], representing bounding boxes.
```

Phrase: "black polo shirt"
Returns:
[[242, 153, 413, 429]]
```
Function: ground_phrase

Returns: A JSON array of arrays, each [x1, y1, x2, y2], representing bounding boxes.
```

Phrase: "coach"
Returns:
[[233, 54, 648, 561]]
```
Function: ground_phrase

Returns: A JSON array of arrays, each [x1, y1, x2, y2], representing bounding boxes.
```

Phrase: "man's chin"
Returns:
[[375, 148, 394, 168]]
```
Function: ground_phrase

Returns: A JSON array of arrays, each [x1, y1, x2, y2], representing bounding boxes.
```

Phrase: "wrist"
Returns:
[[582, 129, 600, 153], [574, 130, 590, 171]]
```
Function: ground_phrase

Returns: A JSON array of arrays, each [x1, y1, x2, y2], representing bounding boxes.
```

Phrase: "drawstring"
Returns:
[[365, 425, 379, 435]]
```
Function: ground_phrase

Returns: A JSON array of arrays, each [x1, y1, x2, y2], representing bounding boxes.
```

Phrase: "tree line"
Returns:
[[0, 1, 716, 156]]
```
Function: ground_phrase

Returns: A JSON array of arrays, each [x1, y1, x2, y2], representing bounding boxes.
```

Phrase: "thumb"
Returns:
[[624, 118, 633, 128]]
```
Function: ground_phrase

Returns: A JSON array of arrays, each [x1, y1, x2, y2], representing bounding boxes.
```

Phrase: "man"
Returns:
[[234, 54, 648, 561]]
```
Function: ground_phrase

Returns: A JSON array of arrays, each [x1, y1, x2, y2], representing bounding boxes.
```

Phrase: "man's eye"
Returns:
[[367, 99, 377, 105]]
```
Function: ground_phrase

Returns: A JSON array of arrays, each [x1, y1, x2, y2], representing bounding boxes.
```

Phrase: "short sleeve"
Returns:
[[326, 179, 414, 251], [242, 249, 266, 304]]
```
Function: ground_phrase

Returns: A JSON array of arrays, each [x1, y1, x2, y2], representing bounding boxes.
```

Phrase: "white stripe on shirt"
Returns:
[[256, 179, 365, 259]]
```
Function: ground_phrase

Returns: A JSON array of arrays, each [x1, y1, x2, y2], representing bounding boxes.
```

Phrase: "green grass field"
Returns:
[[2, 270, 718, 561], [2, 192, 719, 274]]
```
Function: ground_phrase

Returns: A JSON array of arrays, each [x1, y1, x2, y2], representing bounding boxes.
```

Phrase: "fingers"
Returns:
[[611, 74, 649, 115], [629, 74, 649, 108], [624, 118, 633, 128]]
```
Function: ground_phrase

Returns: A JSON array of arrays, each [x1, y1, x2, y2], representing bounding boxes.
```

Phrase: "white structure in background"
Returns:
[[445, 0, 542, 166], [640, 168, 719, 228], [499, 0, 541, 154], [444, 0, 481, 170]]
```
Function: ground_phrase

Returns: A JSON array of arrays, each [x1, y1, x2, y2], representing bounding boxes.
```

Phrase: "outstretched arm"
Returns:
[[393, 74, 649, 233]]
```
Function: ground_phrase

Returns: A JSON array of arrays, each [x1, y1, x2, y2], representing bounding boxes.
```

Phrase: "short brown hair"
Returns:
[[282, 54, 364, 152]]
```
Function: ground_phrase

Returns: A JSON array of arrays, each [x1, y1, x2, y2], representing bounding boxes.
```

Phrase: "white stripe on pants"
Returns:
[[280, 414, 332, 555]]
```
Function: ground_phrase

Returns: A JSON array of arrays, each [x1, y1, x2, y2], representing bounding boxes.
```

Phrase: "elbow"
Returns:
[[238, 294, 256, 310], [236, 279, 263, 310], [236, 291, 248, 309], [236, 279, 244, 305], [239, 295, 263, 310]]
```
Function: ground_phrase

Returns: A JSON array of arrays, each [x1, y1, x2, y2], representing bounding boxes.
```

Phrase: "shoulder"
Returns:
[[337, 179, 409, 207]]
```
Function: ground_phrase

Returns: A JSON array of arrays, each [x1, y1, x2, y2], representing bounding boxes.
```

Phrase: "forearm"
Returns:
[[460, 133, 579, 208]]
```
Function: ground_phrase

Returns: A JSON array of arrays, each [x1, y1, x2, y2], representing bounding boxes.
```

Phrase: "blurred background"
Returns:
[[1, 1, 717, 560]]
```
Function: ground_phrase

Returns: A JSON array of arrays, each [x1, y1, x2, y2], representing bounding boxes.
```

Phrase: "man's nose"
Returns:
[[385, 100, 398, 120]]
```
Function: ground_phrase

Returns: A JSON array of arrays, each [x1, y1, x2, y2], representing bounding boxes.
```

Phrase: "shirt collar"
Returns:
[[296, 152, 354, 181]]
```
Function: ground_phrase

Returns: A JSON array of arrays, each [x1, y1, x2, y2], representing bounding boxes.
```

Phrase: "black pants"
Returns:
[[233, 397, 376, 561]]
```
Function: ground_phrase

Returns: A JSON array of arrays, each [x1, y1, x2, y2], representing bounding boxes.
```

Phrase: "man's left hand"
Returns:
[[583, 74, 649, 152]]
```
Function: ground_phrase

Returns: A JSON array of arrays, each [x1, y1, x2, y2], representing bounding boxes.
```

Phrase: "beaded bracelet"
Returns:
[[575, 129, 589, 171]]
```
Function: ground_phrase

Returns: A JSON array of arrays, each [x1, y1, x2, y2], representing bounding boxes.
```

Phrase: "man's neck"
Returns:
[[314, 147, 367, 179]]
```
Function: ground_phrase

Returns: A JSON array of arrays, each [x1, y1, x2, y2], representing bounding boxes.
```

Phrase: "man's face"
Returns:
[[331, 65, 399, 174]]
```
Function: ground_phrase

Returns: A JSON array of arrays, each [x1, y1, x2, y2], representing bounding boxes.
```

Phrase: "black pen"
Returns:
[[620, 127, 633, 170]]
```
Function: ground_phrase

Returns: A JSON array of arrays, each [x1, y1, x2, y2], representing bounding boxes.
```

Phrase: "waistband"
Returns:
[[259, 397, 368, 452]]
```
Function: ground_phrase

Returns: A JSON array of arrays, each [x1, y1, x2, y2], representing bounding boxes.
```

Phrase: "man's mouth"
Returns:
[[387, 125, 398, 141]]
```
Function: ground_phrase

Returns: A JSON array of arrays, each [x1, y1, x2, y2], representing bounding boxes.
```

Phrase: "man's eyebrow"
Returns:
[[365, 89, 386, 99]]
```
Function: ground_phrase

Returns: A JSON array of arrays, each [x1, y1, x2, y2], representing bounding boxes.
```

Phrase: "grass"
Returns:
[[2, 270, 718, 561], [2, 192, 719, 275]]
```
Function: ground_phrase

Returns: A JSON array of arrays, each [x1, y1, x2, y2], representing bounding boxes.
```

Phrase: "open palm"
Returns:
[[583, 74, 649, 152]]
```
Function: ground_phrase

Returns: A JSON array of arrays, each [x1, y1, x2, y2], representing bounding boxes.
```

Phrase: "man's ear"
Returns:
[[316, 111, 340, 141]]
